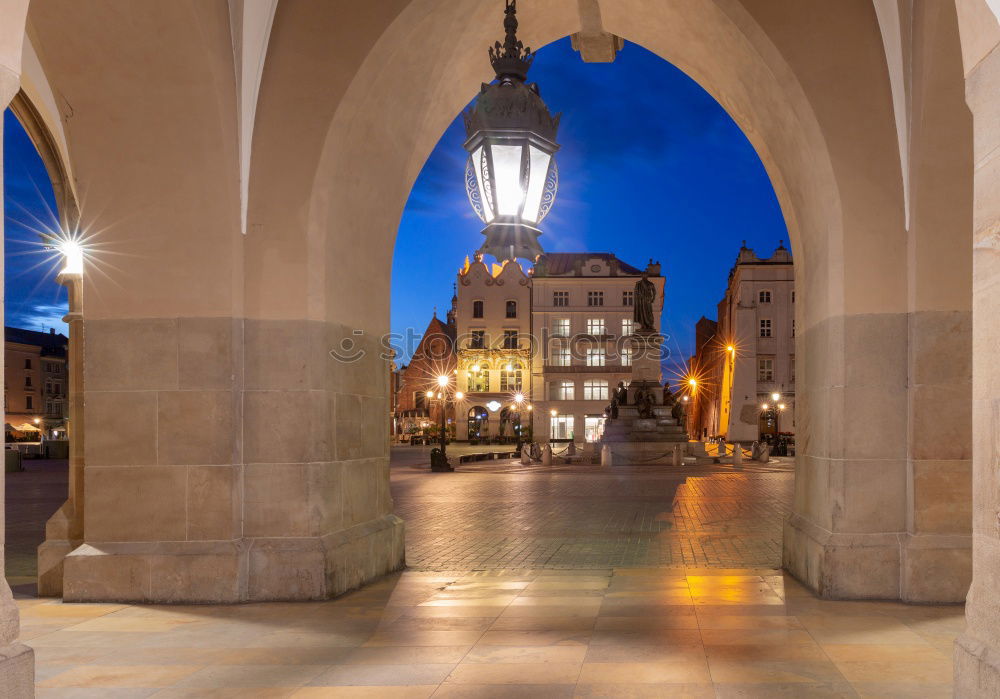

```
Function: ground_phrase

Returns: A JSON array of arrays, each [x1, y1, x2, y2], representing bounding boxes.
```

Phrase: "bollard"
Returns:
[[672, 443, 683, 467], [733, 442, 742, 467], [520, 444, 532, 465], [757, 444, 771, 463], [601, 444, 612, 467], [542, 444, 552, 466]]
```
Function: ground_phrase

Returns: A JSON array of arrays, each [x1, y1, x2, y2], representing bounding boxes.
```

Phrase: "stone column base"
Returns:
[[955, 634, 1000, 698], [37, 539, 80, 597], [0, 642, 34, 697], [783, 514, 901, 599], [64, 514, 404, 603], [901, 533, 971, 603]]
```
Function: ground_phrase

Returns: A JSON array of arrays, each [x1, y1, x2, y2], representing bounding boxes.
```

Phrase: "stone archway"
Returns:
[[1, 0, 998, 694]]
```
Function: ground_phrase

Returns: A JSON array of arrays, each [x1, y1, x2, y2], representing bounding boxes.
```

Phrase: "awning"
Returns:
[[12, 423, 41, 432]]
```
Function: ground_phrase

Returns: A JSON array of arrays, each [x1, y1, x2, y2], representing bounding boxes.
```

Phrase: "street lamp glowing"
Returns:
[[771, 392, 780, 401], [463, 0, 560, 261], [550, 409, 557, 417], [33, 418, 40, 424], [426, 390, 435, 398], [455, 391, 464, 400], [726, 345, 734, 353], [527, 404, 533, 411], [437, 375, 449, 387], [470, 364, 480, 373], [761, 403, 769, 410], [688, 378, 697, 388], [58, 238, 84, 276], [682, 396, 689, 402], [778, 403, 785, 410], [513, 392, 524, 404]]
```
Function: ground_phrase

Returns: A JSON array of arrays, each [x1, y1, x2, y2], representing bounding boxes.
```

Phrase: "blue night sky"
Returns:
[[392, 37, 787, 366], [3, 108, 68, 334]]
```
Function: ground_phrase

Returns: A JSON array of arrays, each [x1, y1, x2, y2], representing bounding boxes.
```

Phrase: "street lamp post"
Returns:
[[463, 0, 561, 262], [430, 376, 462, 472]]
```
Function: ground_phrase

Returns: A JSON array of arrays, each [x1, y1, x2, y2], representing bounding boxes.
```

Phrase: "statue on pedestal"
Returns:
[[634, 272, 657, 332]]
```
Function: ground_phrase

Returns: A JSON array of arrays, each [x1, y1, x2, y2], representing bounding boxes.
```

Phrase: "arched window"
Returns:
[[506, 300, 517, 318], [472, 300, 484, 318], [468, 365, 490, 392], [468, 406, 489, 438], [500, 361, 523, 391], [499, 407, 522, 440]]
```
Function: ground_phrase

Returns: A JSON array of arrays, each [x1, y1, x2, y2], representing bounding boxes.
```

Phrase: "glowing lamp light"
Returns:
[[505, 363, 513, 372], [470, 364, 480, 373], [726, 345, 734, 353], [527, 405, 533, 411], [33, 418, 40, 424], [761, 403, 769, 410], [550, 409, 557, 417], [456, 391, 465, 400], [688, 378, 697, 388], [682, 396, 689, 402], [513, 392, 524, 404], [778, 403, 786, 410], [437, 375, 449, 387], [486, 400, 502, 412], [771, 392, 780, 401], [426, 390, 435, 398], [463, 0, 560, 261], [58, 238, 84, 275]]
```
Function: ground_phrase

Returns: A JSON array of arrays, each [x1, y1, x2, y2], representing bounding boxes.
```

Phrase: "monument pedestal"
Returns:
[[601, 331, 688, 464]]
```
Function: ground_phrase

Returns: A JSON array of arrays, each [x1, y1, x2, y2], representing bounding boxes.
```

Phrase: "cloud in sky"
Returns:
[[392, 37, 787, 364]]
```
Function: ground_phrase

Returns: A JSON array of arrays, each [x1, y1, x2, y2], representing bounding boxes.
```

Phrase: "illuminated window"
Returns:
[[586, 349, 606, 367], [621, 347, 633, 366], [587, 291, 604, 306], [759, 319, 772, 337], [758, 357, 774, 382], [552, 380, 575, 400], [472, 300, 484, 318], [506, 300, 517, 318], [759, 290, 771, 304], [586, 318, 606, 335], [552, 318, 570, 336], [553, 291, 569, 306], [621, 318, 634, 336], [470, 330, 485, 349], [549, 346, 570, 366], [468, 369, 490, 392], [583, 380, 609, 401], [622, 290, 634, 307], [584, 416, 606, 442], [500, 362, 523, 391], [550, 414, 574, 440]]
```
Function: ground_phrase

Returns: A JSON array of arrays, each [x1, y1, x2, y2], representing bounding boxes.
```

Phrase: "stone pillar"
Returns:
[[542, 444, 552, 466], [601, 444, 612, 467], [732, 443, 742, 467], [38, 268, 85, 595], [672, 444, 682, 467], [955, 29, 1000, 696], [0, 58, 37, 694]]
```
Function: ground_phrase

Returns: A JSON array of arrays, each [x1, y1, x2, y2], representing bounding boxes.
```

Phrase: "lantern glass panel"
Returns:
[[523, 145, 551, 223], [490, 144, 525, 216], [472, 146, 493, 221]]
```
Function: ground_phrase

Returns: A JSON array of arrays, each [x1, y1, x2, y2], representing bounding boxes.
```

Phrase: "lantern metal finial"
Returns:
[[489, 0, 533, 82]]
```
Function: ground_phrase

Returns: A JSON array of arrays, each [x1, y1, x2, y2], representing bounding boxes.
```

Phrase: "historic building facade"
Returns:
[[531, 253, 663, 443], [453, 256, 532, 441], [4, 327, 68, 439], [690, 242, 795, 443], [393, 313, 456, 440]]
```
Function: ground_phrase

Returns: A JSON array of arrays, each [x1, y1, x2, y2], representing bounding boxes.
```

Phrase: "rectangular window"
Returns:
[[553, 291, 569, 307], [622, 290, 634, 307], [505, 300, 517, 318], [584, 416, 606, 443], [26, 396, 33, 410], [549, 346, 570, 367], [621, 347, 633, 366], [468, 370, 490, 392], [759, 319, 772, 337], [503, 330, 519, 349], [758, 358, 774, 382], [586, 318, 606, 335], [470, 330, 485, 349], [583, 380, 609, 401], [792, 290, 796, 303], [552, 318, 570, 336], [621, 318, 634, 336], [759, 290, 772, 304], [550, 414, 575, 440], [586, 349, 606, 367], [500, 366, 523, 391], [472, 300, 484, 318], [552, 380, 575, 400], [790, 356, 796, 383], [24, 359, 31, 370], [792, 319, 795, 337], [24, 376, 31, 387], [587, 291, 604, 307]]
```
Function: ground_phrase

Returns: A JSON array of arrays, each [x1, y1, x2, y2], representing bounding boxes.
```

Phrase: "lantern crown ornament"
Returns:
[[463, 0, 561, 263]]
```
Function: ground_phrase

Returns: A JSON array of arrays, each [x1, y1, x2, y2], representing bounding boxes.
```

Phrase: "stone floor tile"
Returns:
[[589, 628, 702, 647], [292, 688, 437, 699], [171, 664, 329, 689], [593, 614, 699, 630], [37, 690, 161, 698], [497, 605, 601, 618], [850, 682, 952, 698], [831, 659, 953, 684], [363, 630, 485, 647], [488, 615, 596, 631], [308, 663, 456, 687], [696, 615, 804, 630], [583, 643, 706, 664], [463, 645, 588, 664], [39, 665, 204, 688], [444, 662, 582, 685], [713, 682, 860, 698], [431, 684, 576, 698], [476, 629, 592, 646], [153, 689, 296, 698], [699, 629, 816, 646], [573, 683, 715, 698], [703, 643, 829, 662], [402, 605, 505, 619], [338, 646, 471, 665], [819, 643, 951, 664], [796, 616, 930, 646], [707, 659, 848, 684], [577, 660, 711, 684]]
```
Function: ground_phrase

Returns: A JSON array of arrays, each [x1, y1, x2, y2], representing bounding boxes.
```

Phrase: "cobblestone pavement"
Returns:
[[391, 448, 794, 571]]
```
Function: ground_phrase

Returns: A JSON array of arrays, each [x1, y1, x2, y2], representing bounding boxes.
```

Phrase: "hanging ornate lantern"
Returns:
[[463, 0, 560, 262]]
